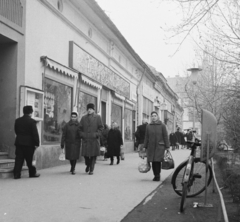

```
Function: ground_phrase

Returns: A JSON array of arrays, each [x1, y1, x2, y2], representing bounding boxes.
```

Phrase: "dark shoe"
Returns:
[[29, 173, 40, 178], [85, 166, 90, 173], [14, 176, 21, 179], [110, 162, 113, 165], [72, 170, 75, 175], [153, 176, 160, 181], [117, 159, 120, 164], [89, 171, 93, 175]]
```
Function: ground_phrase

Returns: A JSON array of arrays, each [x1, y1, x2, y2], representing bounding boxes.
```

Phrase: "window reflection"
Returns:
[[124, 108, 132, 140], [111, 103, 122, 132], [43, 78, 72, 143], [78, 91, 97, 120]]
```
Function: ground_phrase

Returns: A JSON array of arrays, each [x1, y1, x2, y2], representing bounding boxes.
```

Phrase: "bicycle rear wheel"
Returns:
[[180, 182, 188, 212], [172, 159, 213, 197]]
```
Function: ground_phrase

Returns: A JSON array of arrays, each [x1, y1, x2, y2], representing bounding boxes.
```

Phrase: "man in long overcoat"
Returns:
[[79, 103, 103, 175], [143, 111, 170, 181], [61, 111, 81, 174], [169, 131, 177, 151], [13, 105, 40, 179]]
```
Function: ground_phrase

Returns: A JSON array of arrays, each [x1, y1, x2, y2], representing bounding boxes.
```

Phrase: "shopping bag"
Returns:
[[138, 158, 151, 173], [162, 150, 175, 170], [59, 150, 66, 161], [138, 145, 147, 159], [100, 146, 106, 156]]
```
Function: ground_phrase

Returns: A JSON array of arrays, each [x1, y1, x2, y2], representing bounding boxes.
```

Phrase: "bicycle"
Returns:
[[171, 139, 213, 212]]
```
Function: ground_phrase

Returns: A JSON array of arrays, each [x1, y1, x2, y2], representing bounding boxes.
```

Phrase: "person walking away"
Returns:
[[13, 106, 40, 179], [169, 131, 177, 151], [143, 111, 170, 182], [79, 103, 103, 175], [61, 111, 81, 175], [181, 129, 186, 149], [100, 123, 109, 160], [186, 129, 193, 149], [107, 122, 123, 165], [135, 118, 148, 157], [175, 128, 182, 149]]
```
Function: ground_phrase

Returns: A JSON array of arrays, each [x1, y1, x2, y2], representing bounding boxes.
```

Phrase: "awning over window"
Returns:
[[42, 57, 78, 79], [125, 99, 135, 106], [81, 75, 102, 89], [115, 92, 125, 101]]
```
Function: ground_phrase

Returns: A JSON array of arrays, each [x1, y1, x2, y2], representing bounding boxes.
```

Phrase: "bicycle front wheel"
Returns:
[[180, 182, 188, 212], [172, 159, 213, 197]]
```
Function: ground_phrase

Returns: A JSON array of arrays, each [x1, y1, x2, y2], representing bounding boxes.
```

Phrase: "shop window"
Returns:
[[111, 103, 122, 132], [124, 108, 132, 140], [78, 91, 97, 120], [143, 96, 153, 122], [43, 78, 72, 144]]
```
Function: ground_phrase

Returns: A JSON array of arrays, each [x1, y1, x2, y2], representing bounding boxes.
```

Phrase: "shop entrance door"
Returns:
[[0, 34, 18, 156], [101, 101, 106, 125]]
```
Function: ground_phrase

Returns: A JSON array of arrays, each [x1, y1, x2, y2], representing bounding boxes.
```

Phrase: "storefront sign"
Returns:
[[69, 42, 130, 98]]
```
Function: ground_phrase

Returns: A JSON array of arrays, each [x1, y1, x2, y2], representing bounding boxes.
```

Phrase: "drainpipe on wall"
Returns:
[[136, 67, 146, 126]]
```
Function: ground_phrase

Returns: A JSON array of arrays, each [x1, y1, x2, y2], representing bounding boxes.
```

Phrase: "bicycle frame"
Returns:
[[182, 142, 199, 184]]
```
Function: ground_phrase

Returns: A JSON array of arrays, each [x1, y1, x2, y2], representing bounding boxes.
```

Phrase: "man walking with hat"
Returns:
[[13, 105, 40, 179], [79, 103, 103, 175]]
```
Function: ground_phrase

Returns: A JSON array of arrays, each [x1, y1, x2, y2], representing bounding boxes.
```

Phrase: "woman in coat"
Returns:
[[107, 122, 123, 165], [143, 111, 170, 181], [61, 111, 81, 175]]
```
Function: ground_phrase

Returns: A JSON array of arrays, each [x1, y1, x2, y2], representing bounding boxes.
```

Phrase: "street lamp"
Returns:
[[187, 67, 202, 132]]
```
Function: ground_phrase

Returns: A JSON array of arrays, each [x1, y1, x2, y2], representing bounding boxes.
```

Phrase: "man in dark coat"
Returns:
[[107, 122, 123, 165], [186, 129, 193, 149], [169, 131, 177, 151], [79, 103, 103, 175], [135, 118, 148, 158], [175, 128, 182, 149], [13, 105, 40, 179], [143, 111, 170, 182], [61, 111, 81, 175]]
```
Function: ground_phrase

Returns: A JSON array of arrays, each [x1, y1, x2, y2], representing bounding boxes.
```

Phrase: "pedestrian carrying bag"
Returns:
[[162, 150, 175, 170], [138, 158, 151, 173], [59, 150, 65, 161], [100, 146, 106, 156]]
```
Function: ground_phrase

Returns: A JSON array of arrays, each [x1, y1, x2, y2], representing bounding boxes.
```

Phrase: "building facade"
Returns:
[[0, 0, 183, 169]]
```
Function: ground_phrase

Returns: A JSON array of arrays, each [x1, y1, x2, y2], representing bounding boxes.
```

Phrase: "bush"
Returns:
[[215, 153, 240, 203]]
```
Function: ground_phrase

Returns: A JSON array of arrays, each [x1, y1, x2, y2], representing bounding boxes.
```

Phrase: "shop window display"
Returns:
[[43, 78, 72, 143], [78, 91, 97, 120], [111, 103, 122, 132], [124, 108, 132, 140]]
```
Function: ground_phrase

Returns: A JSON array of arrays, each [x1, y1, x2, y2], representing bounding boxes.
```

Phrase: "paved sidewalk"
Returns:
[[0, 150, 189, 222]]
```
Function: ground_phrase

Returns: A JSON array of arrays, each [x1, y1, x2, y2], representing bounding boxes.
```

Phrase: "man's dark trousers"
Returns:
[[13, 145, 36, 178]]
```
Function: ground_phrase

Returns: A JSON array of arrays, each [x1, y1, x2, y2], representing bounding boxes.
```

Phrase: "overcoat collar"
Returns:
[[150, 120, 162, 125], [69, 120, 79, 126]]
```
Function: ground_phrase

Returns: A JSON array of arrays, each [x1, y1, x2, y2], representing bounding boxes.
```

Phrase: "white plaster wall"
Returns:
[[24, 0, 110, 86]]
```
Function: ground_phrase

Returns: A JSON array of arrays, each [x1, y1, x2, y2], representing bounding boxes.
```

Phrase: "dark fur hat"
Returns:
[[23, 105, 33, 115], [87, 103, 95, 110], [150, 111, 158, 116]]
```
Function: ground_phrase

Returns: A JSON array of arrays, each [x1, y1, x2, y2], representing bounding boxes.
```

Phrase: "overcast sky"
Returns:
[[95, 0, 196, 78]]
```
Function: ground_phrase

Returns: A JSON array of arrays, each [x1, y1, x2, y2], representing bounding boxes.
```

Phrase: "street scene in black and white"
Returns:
[[0, 0, 240, 221]]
